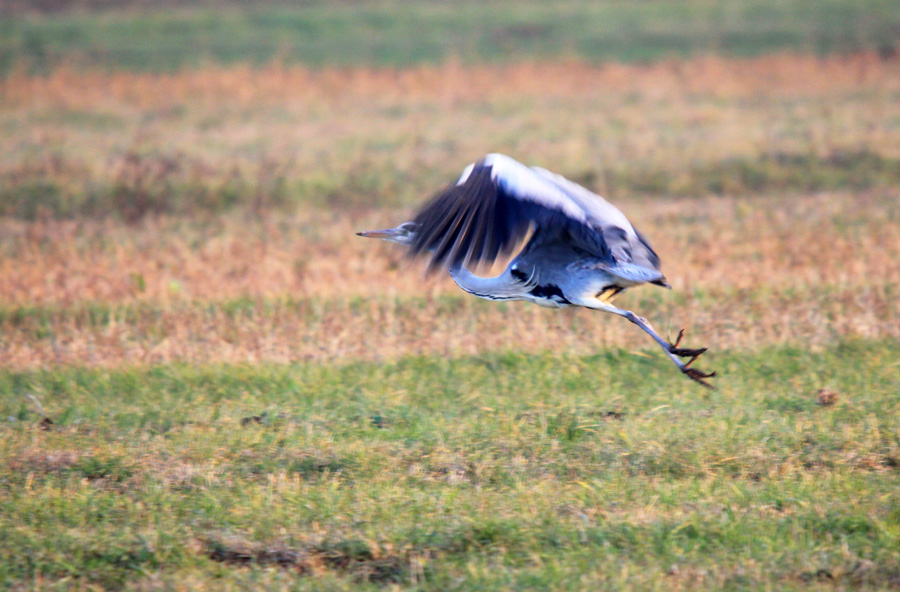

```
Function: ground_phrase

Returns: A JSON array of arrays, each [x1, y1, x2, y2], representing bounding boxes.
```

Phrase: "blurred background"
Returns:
[[1, 0, 899, 365], [3, 0, 899, 72]]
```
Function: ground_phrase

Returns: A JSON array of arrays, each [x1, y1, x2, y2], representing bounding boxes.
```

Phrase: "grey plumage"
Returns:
[[358, 154, 715, 387]]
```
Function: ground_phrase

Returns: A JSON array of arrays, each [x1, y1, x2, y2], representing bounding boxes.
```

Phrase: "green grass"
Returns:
[[2, 339, 899, 589], [3, 0, 900, 74], [4, 149, 900, 222]]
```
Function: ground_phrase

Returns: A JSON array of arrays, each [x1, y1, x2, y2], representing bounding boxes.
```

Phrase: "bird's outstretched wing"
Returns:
[[410, 153, 661, 274]]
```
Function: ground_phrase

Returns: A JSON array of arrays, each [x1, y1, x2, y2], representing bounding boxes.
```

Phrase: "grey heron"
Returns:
[[358, 153, 715, 387]]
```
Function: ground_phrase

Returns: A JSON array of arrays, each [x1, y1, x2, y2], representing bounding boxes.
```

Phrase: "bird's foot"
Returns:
[[670, 345, 708, 357], [669, 329, 716, 389], [667, 328, 706, 357], [681, 366, 717, 389]]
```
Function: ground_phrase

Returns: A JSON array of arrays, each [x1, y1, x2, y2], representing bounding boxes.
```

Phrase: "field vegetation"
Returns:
[[2, 1, 900, 589], [3, 342, 900, 590], [3, 0, 899, 73], [3, 52, 899, 218]]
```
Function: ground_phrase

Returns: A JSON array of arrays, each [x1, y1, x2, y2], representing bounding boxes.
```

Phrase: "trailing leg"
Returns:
[[585, 297, 716, 388]]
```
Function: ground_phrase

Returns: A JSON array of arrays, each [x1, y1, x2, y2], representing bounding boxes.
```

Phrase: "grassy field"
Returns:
[[3, 1, 900, 589], [1, 189, 899, 369], [1, 342, 900, 590], [2, 53, 900, 221], [3, 0, 900, 74]]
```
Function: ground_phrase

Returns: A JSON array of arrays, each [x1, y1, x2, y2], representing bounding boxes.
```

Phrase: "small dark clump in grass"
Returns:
[[207, 538, 406, 584], [72, 455, 133, 482], [207, 541, 305, 570]]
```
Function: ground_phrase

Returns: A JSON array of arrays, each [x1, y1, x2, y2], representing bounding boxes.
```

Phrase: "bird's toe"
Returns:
[[682, 367, 717, 389], [670, 346, 708, 357]]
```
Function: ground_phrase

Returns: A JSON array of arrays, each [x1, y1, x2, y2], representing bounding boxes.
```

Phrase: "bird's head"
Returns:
[[356, 221, 419, 246]]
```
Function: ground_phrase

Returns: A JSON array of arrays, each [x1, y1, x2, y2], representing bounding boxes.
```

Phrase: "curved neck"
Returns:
[[447, 264, 525, 302]]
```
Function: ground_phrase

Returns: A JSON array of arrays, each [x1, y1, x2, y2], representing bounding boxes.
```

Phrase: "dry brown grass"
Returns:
[[2, 191, 898, 306], [1, 190, 898, 369], [2, 53, 899, 368], [2, 52, 900, 215], [6, 52, 897, 108]]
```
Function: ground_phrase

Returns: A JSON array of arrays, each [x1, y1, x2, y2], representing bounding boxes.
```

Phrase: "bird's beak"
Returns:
[[357, 228, 401, 240]]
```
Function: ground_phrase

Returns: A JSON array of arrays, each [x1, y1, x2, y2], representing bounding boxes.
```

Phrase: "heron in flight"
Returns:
[[358, 153, 715, 387]]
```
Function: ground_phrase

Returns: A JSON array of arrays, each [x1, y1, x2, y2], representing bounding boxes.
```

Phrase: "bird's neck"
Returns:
[[447, 264, 524, 302]]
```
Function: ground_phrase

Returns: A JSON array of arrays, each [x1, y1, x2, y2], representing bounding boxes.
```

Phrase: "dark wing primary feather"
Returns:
[[410, 154, 603, 272], [409, 165, 513, 271]]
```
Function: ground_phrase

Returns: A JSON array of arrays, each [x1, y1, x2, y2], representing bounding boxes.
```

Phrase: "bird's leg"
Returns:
[[597, 287, 624, 304], [588, 298, 716, 388], [624, 313, 716, 388]]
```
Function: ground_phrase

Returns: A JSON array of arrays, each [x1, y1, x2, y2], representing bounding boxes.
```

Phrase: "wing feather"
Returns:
[[529, 166, 662, 271], [410, 153, 661, 274]]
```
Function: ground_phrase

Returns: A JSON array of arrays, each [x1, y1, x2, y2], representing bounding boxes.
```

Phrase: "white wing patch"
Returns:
[[478, 153, 590, 225], [456, 163, 475, 185]]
